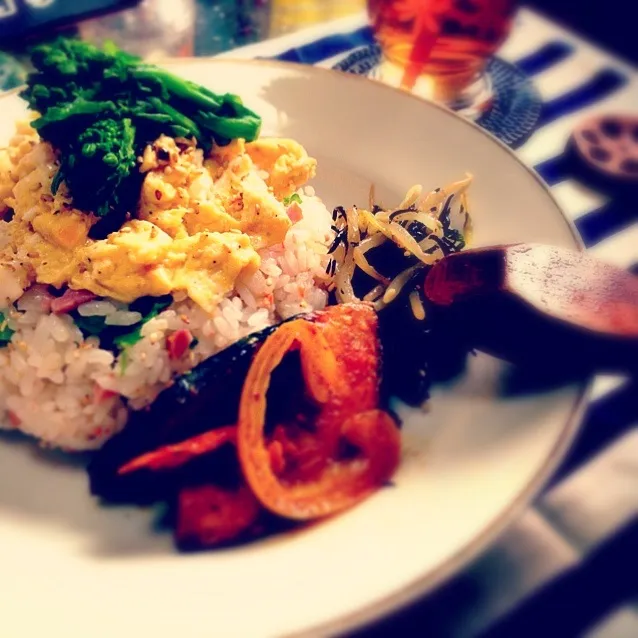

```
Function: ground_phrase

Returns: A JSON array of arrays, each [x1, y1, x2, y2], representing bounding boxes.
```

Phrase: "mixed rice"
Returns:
[[0, 122, 334, 450]]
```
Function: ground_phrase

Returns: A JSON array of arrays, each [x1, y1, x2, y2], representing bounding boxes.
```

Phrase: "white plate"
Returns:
[[0, 60, 586, 638]]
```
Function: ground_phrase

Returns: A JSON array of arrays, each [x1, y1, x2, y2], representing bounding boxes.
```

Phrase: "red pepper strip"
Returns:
[[118, 426, 237, 475], [340, 409, 401, 486], [286, 201, 303, 222], [237, 311, 401, 521], [268, 440, 286, 476], [93, 383, 118, 405], [298, 322, 340, 405], [166, 328, 193, 360], [269, 424, 327, 482], [176, 484, 261, 548], [311, 304, 383, 457], [7, 410, 21, 427]]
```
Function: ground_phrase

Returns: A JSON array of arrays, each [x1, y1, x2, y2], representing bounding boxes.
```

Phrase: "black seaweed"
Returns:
[[88, 323, 278, 503]]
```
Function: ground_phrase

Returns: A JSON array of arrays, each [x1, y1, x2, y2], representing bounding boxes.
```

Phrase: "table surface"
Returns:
[[527, 0, 638, 65], [1, 2, 637, 638]]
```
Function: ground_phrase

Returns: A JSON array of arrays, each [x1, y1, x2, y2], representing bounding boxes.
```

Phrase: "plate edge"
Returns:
[[0, 60, 590, 638]]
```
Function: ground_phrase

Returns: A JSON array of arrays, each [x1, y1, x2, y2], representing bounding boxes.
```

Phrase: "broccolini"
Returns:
[[21, 38, 262, 227]]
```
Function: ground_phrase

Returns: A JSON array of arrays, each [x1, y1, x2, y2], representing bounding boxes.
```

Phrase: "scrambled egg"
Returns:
[[0, 127, 316, 312]]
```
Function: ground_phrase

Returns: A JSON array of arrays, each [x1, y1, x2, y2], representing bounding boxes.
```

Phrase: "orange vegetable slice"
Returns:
[[177, 484, 261, 548], [237, 305, 400, 520], [118, 426, 237, 475]]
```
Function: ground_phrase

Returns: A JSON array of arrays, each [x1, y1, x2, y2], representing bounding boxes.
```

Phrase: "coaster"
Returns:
[[333, 44, 543, 149]]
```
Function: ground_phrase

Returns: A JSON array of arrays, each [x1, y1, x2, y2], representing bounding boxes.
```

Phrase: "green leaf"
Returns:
[[50, 168, 65, 195], [0, 312, 14, 347], [113, 328, 143, 350], [113, 296, 173, 351], [283, 193, 302, 206], [72, 314, 107, 337], [119, 348, 129, 374]]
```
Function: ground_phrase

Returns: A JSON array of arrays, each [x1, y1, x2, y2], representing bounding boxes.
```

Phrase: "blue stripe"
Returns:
[[514, 41, 574, 76], [274, 30, 575, 74], [479, 518, 638, 638], [537, 69, 628, 128], [534, 153, 571, 186], [272, 27, 373, 64], [548, 378, 638, 487], [575, 199, 633, 246]]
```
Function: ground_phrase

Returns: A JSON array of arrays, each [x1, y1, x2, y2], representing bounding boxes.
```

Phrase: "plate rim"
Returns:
[[0, 59, 592, 638]]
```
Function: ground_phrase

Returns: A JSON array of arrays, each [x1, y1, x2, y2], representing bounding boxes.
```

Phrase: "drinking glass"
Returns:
[[368, 0, 516, 118]]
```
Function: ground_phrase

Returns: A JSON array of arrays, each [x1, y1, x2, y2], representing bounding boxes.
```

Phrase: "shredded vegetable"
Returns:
[[329, 175, 473, 317], [409, 291, 426, 321]]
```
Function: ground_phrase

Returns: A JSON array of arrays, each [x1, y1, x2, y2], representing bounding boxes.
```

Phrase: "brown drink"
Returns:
[[368, 0, 516, 114]]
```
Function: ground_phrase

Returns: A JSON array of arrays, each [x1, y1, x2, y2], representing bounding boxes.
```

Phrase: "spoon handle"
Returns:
[[423, 244, 638, 374]]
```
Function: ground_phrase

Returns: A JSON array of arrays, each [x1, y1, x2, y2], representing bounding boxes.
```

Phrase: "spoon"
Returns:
[[423, 243, 638, 374]]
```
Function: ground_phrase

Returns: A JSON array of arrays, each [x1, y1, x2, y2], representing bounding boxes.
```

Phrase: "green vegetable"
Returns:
[[72, 314, 107, 336], [283, 193, 302, 206], [0, 312, 14, 347], [114, 296, 173, 372], [71, 296, 173, 365], [21, 38, 262, 226], [52, 117, 138, 217], [113, 328, 143, 351], [119, 349, 129, 374], [113, 295, 173, 351]]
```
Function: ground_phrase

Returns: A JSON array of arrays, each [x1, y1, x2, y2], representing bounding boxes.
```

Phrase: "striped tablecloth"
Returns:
[[218, 7, 638, 638], [1, 5, 636, 637]]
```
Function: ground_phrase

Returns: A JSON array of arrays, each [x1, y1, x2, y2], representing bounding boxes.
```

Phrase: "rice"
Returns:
[[0, 128, 334, 451], [104, 311, 144, 326]]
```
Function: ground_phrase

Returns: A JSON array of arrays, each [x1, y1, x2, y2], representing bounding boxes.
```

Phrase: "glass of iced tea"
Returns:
[[368, 0, 516, 118]]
